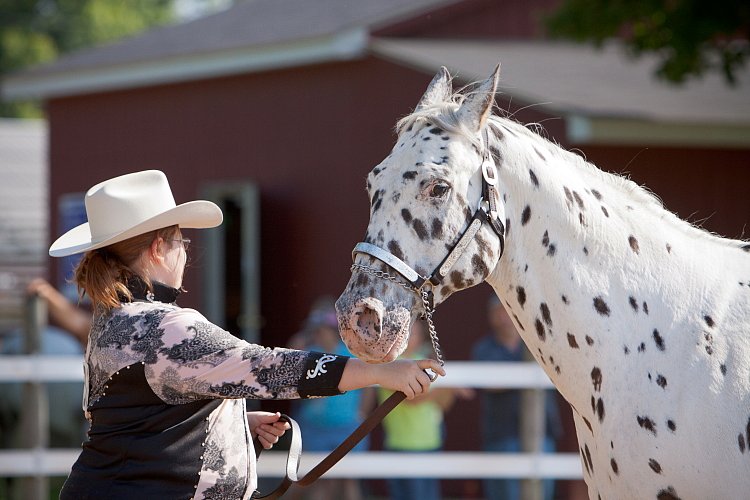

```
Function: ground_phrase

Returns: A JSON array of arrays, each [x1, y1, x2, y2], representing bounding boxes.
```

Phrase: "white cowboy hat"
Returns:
[[49, 170, 223, 257]]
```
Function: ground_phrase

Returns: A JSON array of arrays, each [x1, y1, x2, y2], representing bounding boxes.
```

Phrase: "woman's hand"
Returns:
[[246, 411, 290, 450], [339, 358, 445, 399]]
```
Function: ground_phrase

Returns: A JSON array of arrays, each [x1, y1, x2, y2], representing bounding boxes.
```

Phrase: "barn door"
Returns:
[[201, 183, 260, 343]]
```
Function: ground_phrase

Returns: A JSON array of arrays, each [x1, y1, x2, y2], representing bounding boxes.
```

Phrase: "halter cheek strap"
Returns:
[[480, 128, 506, 248], [348, 128, 505, 369], [353, 200, 500, 293], [351, 127, 505, 307], [353, 201, 501, 302]]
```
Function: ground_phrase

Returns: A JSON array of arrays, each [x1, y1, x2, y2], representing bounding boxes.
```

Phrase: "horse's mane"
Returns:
[[396, 90, 748, 248], [396, 94, 664, 211], [488, 115, 666, 209]]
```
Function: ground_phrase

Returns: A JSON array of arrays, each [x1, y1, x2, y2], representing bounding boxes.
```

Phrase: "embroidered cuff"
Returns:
[[298, 351, 349, 398]]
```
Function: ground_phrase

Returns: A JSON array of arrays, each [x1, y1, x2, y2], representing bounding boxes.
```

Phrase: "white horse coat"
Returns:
[[335, 66, 750, 499]]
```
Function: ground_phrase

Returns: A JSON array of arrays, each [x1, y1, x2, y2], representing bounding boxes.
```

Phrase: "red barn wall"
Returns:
[[47, 58, 431, 343], [578, 145, 750, 241]]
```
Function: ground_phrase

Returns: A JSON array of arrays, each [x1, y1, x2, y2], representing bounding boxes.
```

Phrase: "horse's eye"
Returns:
[[430, 183, 451, 198]]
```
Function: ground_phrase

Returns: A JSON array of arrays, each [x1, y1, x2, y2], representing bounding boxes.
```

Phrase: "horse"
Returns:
[[334, 65, 750, 499]]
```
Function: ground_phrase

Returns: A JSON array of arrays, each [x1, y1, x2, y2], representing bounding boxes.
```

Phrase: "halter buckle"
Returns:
[[481, 159, 497, 186]]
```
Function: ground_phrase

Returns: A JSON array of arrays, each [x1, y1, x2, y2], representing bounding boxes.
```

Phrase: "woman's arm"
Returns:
[[149, 308, 444, 403], [339, 358, 444, 399]]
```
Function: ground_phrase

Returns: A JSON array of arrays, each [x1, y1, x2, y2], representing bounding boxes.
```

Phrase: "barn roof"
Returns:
[[1, 0, 457, 100], [371, 38, 750, 146], [3, 1, 748, 146]]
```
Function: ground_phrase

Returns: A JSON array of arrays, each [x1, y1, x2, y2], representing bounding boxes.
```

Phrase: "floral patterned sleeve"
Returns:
[[144, 307, 349, 404]]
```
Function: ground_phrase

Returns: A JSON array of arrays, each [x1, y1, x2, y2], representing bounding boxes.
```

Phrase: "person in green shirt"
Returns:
[[378, 321, 469, 500]]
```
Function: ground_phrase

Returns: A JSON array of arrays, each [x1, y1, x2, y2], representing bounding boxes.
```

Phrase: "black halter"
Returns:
[[350, 129, 505, 310]]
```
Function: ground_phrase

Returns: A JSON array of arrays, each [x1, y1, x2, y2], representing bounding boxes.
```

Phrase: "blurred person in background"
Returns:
[[47, 170, 444, 499], [285, 296, 336, 351], [378, 320, 472, 500], [471, 296, 562, 500], [290, 299, 374, 500], [26, 278, 92, 347], [0, 279, 89, 498]]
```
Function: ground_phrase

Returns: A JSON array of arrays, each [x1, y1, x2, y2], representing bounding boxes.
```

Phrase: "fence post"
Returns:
[[20, 294, 49, 500], [520, 350, 545, 500]]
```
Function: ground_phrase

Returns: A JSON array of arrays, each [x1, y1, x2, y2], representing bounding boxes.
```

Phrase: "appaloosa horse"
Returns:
[[335, 66, 750, 499]]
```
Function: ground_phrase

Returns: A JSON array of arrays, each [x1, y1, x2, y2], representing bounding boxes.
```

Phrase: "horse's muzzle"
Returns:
[[335, 295, 410, 362]]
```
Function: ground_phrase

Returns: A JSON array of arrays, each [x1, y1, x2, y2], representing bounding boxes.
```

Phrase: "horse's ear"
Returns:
[[415, 66, 452, 111], [457, 64, 501, 132]]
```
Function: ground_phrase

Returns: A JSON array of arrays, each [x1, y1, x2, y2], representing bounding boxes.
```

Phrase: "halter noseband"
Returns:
[[349, 129, 506, 368]]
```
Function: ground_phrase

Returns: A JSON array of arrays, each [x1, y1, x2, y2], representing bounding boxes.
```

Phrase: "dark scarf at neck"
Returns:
[[123, 275, 181, 304]]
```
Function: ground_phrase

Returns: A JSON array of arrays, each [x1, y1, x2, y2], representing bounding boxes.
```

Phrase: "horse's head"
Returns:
[[336, 66, 506, 362]]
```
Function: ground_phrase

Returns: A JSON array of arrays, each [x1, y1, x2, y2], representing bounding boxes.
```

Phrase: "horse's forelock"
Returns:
[[396, 94, 484, 151]]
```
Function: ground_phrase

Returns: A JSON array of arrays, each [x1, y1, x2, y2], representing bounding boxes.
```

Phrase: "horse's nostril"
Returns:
[[357, 305, 382, 337], [347, 298, 384, 340]]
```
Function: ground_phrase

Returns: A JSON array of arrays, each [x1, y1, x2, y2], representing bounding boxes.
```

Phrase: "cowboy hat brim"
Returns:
[[49, 200, 222, 257]]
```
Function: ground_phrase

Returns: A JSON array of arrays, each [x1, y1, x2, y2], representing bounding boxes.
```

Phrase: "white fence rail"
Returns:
[[0, 357, 581, 479], [0, 355, 83, 382]]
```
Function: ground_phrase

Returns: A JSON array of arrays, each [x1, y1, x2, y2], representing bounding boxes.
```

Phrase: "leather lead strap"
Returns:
[[251, 391, 406, 499]]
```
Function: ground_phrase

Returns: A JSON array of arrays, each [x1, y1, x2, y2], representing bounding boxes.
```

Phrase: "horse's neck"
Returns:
[[485, 122, 733, 408]]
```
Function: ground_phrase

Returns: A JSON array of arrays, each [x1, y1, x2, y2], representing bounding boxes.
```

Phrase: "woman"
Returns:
[[50, 170, 442, 500]]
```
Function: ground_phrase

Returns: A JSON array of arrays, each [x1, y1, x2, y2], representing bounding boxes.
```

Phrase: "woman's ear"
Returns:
[[149, 236, 166, 263]]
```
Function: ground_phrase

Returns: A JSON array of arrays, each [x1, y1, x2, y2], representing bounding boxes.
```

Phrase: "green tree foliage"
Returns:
[[1, 0, 175, 117], [546, 0, 750, 85]]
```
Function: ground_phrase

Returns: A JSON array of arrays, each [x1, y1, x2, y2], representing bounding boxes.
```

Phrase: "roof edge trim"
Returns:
[[568, 115, 750, 148], [2, 28, 368, 100]]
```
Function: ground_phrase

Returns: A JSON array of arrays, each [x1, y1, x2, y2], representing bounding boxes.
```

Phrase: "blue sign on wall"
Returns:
[[57, 193, 86, 302]]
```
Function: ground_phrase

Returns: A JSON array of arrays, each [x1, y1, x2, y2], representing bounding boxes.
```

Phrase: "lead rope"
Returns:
[[253, 276, 445, 499], [252, 390, 410, 498]]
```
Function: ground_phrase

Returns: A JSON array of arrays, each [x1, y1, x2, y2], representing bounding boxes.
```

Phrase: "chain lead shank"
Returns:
[[419, 290, 444, 367], [349, 263, 445, 372]]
